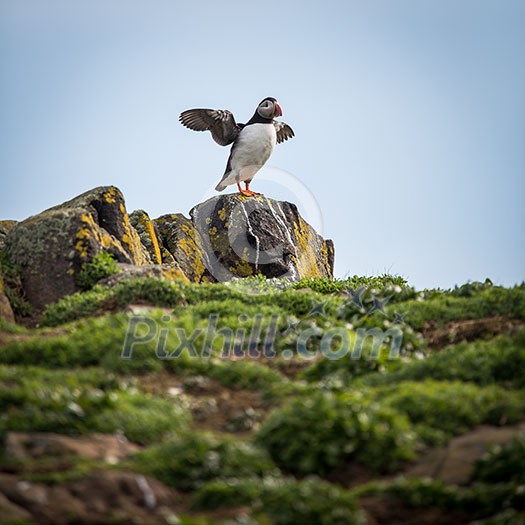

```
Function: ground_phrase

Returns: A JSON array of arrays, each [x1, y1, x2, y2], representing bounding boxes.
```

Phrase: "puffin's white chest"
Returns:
[[230, 123, 276, 171]]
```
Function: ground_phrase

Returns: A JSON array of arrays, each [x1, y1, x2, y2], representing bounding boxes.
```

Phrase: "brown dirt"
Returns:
[[423, 316, 524, 349], [404, 422, 525, 484], [329, 421, 525, 491], [138, 370, 274, 437], [360, 496, 473, 525]]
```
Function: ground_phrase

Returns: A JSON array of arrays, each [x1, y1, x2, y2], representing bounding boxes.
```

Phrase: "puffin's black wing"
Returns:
[[179, 109, 240, 146], [274, 121, 295, 144]]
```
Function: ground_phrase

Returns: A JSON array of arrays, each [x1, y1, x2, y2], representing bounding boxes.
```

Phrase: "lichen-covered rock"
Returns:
[[98, 263, 189, 286], [190, 194, 334, 281], [0, 220, 17, 251], [56, 186, 151, 266], [0, 275, 15, 323], [129, 210, 163, 264], [154, 214, 208, 282], [5, 186, 150, 309]]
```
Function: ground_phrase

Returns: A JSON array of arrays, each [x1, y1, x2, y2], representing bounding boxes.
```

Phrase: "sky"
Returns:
[[1, 0, 524, 290]]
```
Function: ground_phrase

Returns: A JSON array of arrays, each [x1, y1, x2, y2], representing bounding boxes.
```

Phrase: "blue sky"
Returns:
[[1, 0, 524, 289]]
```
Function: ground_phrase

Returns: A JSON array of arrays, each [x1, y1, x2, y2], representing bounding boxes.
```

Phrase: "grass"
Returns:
[[361, 330, 525, 389], [0, 365, 190, 444], [193, 475, 365, 525], [1, 275, 525, 523], [256, 389, 417, 475]]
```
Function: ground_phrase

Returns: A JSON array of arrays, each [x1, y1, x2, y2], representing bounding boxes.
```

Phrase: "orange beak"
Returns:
[[274, 102, 282, 117]]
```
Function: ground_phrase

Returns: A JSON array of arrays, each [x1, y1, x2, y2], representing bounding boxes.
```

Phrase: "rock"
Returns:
[[404, 422, 525, 485], [5, 432, 140, 464], [154, 213, 209, 282], [5, 186, 150, 309], [0, 275, 15, 323], [3, 187, 335, 309], [0, 220, 17, 251], [191, 194, 334, 281], [0, 471, 180, 525], [0, 490, 32, 523], [129, 209, 163, 264], [98, 262, 189, 286]]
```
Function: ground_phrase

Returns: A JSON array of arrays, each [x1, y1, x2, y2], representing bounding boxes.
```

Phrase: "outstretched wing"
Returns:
[[179, 109, 240, 146], [273, 121, 295, 144]]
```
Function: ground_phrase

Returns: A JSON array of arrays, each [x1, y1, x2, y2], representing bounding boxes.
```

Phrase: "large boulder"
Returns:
[[191, 194, 334, 282], [129, 209, 163, 265], [154, 213, 210, 282], [5, 186, 151, 309]]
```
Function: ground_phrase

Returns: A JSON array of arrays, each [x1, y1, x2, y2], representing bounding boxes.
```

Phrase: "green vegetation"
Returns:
[[381, 380, 525, 445], [1, 275, 524, 523], [355, 476, 524, 519], [132, 431, 278, 491], [193, 476, 364, 525], [472, 435, 525, 484], [76, 250, 120, 290], [388, 283, 525, 330], [0, 250, 32, 316], [42, 277, 187, 326], [0, 366, 190, 444], [362, 330, 525, 388], [256, 389, 417, 474]]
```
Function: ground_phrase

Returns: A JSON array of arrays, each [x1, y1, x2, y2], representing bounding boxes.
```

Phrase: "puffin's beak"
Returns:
[[274, 103, 282, 117]]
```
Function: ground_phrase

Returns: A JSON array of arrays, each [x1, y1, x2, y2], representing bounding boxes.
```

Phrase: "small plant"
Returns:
[[76, 251, 119, 290]]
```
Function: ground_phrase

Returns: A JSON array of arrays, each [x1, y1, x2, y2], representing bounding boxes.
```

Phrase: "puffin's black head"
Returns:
[[257, 97, 282, 119]]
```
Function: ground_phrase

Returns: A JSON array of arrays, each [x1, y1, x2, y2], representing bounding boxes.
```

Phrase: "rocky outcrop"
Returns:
[[191, 194, 334, 281], [129, 210, 163, 265], [2, 186, 334, 310], [154, 213, 209, 282], [5, 187, 151, 309]]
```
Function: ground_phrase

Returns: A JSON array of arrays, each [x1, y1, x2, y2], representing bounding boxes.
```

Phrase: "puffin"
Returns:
[[179, 97, 294, 196]]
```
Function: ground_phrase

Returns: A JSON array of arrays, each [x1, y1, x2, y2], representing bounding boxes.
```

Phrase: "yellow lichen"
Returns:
[[218, 207, 227, 221], [292, 219, 323, 278], [163, 267, 190, 283], [103, 187, 118, 204]]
